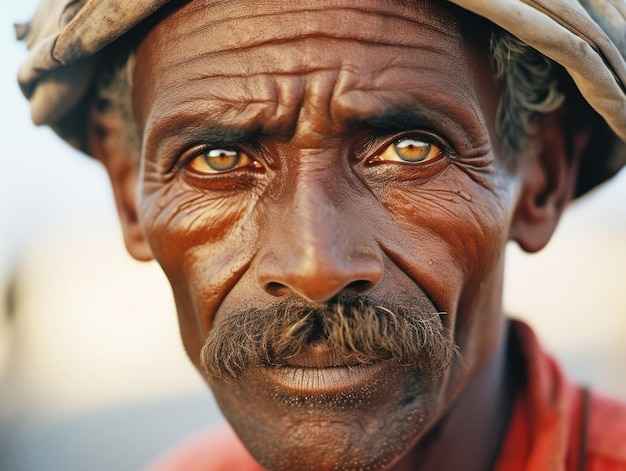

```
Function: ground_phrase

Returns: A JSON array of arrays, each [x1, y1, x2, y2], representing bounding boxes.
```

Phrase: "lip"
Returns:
[[252, 343, 392, 395], [280, 342, 365, 368], [262, 362, 387, 394]]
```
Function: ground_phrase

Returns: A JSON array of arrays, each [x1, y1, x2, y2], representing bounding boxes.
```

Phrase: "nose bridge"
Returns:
[[257, 158, 383, 302], [292, 161, 342, 252]]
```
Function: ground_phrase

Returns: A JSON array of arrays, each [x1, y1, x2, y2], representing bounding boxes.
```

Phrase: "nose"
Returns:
[[256, 170, 384, 303]]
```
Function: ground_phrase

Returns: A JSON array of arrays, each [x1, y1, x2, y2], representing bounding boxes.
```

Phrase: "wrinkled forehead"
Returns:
[[145, 0, 465, 46], [134, 0, 477, 80], [133, 0, 492, 137]]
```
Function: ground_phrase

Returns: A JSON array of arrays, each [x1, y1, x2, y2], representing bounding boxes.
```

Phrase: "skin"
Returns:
[[90, 0, 585, 469]]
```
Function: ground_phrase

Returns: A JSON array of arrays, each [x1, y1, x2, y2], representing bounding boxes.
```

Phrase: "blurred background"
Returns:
[[1, 2, 625, 470], [0, 3, 220, 470]]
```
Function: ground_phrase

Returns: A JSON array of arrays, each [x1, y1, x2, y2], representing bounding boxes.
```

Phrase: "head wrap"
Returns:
[[16, 0, 626, 194]]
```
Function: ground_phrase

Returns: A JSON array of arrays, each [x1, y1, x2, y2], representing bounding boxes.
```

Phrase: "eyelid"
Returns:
[[178, 143, 213, 171], [166, 125, 261, 171], [367, 130, 454, 162], [177, 142, 252, 173]]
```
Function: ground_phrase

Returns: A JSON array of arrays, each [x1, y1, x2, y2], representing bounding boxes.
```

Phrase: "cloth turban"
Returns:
[[16, 0, 626, 195]]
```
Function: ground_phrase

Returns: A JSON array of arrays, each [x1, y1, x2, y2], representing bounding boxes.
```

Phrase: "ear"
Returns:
[[509, 109, 590, 252], [88, 115, 153, 261]]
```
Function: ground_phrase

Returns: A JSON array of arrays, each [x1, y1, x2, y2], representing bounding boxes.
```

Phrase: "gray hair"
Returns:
[[490, 29, 565, 154], [91, 29, 565, 160]]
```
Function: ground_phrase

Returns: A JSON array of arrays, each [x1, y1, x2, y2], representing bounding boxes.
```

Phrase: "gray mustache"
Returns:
[[201, 295, 459, 383]]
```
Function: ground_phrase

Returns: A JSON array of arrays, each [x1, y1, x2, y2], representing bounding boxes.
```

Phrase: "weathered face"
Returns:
[[131, 0, 521, 468]]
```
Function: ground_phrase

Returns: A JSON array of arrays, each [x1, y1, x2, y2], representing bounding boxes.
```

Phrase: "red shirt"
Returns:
[[495, 322, 626, 470], [146, 321, 626, 470]]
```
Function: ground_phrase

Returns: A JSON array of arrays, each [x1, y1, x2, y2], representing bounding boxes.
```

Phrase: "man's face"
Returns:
[[131, 0, 521, 468]]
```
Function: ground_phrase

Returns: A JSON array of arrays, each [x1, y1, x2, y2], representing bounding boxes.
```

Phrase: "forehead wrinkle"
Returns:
[[144, 73, 306, 143], [179, 2, 460, 41], [331, 83, 491, 150], [145, 48, 484, 149], [138, 1, 486, 150], [330, 58, 482, 118], [150, 32, 466, 133], [159, 37, 461, 87], [150, 6, 463, 70]]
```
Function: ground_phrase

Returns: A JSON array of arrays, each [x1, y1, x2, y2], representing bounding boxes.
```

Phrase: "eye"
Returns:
[[371, 137, 442, 164], [186, 148, 260, 174]]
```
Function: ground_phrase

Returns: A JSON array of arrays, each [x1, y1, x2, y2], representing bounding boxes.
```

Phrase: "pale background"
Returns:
[[1, 2, 625, 470]]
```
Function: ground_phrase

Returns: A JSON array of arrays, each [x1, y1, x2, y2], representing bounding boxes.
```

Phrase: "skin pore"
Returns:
[[89, 0, 583, 469]]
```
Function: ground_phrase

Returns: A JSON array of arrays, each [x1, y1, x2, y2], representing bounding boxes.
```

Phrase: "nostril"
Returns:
[[262, 279, 375, 300], [264, 281, 290, 297], [345, 280, 374, 294], [257, 250, 384, 302]]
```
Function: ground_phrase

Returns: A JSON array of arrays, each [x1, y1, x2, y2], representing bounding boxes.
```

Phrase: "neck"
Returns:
[[394, 320, 515, 471]]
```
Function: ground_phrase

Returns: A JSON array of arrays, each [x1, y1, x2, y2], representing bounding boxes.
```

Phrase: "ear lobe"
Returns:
[[509, 110, 589, 253], [88, 116, 153, 261]]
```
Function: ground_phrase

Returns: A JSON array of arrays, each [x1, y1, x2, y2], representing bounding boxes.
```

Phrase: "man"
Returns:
[[16, 0, 626, 469]]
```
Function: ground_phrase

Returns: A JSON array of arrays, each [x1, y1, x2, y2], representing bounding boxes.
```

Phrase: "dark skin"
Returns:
[[89, 0, 587, 469]]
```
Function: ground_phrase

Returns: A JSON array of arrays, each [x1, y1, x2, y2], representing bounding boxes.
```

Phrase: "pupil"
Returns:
[[206, 149, 239, 171], [396, 139, 428, 162]]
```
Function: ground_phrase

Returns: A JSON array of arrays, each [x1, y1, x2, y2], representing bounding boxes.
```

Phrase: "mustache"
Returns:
[[201, 296, 459, 383]]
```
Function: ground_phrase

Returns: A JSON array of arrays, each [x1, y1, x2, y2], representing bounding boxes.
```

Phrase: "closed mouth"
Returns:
[[261, 361, 386, 394]]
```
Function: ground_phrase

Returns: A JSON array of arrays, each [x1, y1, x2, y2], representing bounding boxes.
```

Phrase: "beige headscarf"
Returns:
[[16, 0, 626, 193]]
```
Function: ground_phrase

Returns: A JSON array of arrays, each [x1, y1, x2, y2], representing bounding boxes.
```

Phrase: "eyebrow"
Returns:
[[152, 115, 261, 148], [157, 108, 432, 145], [182, 126, 259, 146], [345, 108, 442, 134], [145, 116, 263, 170]]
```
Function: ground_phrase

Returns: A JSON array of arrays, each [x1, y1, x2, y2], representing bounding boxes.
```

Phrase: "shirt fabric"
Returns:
[[146, 320, 626, 470]]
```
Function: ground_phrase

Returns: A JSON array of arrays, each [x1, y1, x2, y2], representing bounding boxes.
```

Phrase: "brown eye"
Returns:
[[374, 137, 442, 164], [186, 148, 257, 174]]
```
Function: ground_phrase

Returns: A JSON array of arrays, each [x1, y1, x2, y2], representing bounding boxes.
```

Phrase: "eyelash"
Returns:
[[364, 130, 454, 162], [176, 143, 253, 171], [174, 129, 454, 175]]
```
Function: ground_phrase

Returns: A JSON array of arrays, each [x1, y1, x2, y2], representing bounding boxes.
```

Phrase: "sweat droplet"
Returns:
[[458, 189, 472, 202]]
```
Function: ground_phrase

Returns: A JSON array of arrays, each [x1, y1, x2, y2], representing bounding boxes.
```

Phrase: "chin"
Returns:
[[207, 363, 452, 471]]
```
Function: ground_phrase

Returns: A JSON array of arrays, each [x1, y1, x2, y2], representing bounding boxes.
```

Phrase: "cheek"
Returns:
[[138, 180, 260, 332], [378, 162, 516, 375], [379, 163, 515, 321]]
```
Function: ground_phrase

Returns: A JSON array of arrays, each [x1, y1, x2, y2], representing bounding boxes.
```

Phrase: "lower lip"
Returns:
[[262, 363, 387, 394]]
